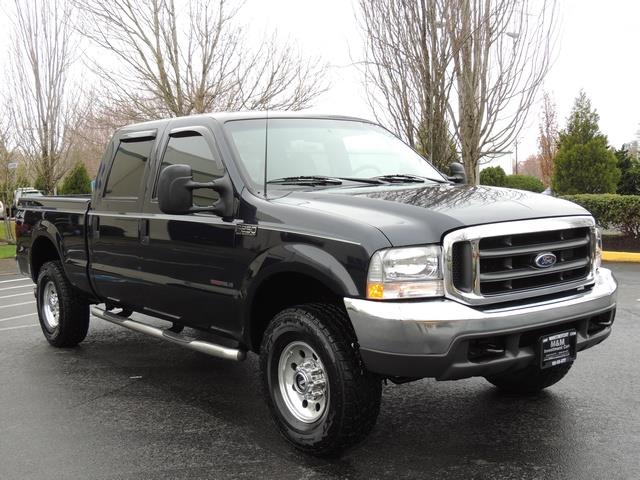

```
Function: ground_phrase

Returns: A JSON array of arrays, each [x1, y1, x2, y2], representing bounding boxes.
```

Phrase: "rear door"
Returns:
[[137, 122, 242, 335], [88, 129, 158, 309]]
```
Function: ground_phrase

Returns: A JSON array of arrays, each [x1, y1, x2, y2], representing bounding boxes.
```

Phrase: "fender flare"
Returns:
[[28, 220, 66, 280], [244, 243, 360, 299], [241, 243, 362, 345]]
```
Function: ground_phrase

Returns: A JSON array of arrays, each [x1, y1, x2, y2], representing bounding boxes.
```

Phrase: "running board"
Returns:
[[91, 307, 246, 361]]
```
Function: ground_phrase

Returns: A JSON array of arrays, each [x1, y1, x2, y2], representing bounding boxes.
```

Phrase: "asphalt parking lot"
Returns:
[[0, 263, 638, 480]]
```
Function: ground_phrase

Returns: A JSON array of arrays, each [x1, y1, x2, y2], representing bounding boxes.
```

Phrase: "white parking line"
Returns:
[[0, 313, 37, 323], [0, 324, 38, 332], [0, 284, 34, 292], [0, 277, 30, 284], [0, 292, 33, 300], [0, 301, 35, 309]]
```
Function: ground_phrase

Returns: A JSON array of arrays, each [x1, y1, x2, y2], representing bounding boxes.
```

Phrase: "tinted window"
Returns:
[[224, 119, 446, 188], [157, 133, 224, 207], [104, 139, 154, 197]]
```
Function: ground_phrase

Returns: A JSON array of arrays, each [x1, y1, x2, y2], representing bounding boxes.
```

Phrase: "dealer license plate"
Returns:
[[539, 330, 577, 369]]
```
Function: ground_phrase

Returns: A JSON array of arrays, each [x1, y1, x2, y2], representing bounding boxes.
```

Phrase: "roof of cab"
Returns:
[[116, 111, 375, 132]]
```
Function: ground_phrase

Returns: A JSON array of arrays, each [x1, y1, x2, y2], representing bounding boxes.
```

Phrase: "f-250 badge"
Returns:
[[235, 223, 258, 236]]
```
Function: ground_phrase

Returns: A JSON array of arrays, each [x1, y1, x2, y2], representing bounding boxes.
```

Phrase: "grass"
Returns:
[[0, 220, 16, 242], [0, 244, 16, 259], [0, 221, 16, 259]]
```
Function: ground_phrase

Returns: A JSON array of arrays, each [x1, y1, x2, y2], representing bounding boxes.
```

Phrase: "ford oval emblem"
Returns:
[[534, 252, 557, 268]]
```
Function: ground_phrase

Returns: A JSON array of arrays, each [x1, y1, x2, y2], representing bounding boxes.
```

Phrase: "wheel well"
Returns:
[[30, 237, 60, 281], [249, 272, 344, 352]]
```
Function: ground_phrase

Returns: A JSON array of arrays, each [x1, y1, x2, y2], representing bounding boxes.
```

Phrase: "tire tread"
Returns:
[[260, 302, 381, 455], [37, 261, 89, 347]]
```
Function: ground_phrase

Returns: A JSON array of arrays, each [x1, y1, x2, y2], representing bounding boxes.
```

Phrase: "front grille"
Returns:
[[443, 217, 596, 305], [478, 227, 591, 295]]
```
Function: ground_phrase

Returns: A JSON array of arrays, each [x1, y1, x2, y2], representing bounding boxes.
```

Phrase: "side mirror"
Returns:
[[448, 162, 466, 184], [157, 164, 234, 218]]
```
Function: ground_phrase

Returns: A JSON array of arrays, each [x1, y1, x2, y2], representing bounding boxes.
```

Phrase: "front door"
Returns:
[[137, 125, 242, 336]]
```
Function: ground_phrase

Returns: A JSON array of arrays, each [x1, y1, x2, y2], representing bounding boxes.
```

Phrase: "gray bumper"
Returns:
[[344, 268, 617, 380]]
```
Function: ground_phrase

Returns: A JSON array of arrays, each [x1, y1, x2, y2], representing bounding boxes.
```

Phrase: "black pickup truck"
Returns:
[[16, 112, 617, 455]]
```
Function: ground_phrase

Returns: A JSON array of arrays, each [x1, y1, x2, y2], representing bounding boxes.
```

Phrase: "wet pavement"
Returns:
[[0, 263, 638, 479]]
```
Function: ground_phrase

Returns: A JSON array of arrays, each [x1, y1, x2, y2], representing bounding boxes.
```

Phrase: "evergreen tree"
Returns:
[[479, 166, 507, 187], [59, 163, 91, 195], [552, 91, 620, 195], [615, 147, 640, 194], [34, 175, 47, 193]]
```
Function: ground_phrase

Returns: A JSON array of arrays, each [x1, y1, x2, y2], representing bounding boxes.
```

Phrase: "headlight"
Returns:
[[366, 245, 443, 299], [594, 227, 602, 269]]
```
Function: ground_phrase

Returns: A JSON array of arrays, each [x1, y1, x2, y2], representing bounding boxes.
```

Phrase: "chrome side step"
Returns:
[[91, 307, 246, 361]]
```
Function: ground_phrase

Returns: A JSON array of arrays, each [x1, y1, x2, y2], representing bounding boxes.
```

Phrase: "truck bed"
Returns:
[[16, 195, 93, 294], [17, 194, 91, 212]]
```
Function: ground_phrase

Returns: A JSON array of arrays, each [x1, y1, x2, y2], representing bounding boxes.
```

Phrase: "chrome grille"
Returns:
[[478, 227, 591, 295], [443, 217, 597, 306]]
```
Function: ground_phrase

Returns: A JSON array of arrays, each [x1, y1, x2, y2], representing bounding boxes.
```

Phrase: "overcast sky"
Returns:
[[247, 0, 640, 172], [2, 0, 638, 173]]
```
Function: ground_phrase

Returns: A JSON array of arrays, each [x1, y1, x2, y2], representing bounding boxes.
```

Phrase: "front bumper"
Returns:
[[344, 268, 617, 380]]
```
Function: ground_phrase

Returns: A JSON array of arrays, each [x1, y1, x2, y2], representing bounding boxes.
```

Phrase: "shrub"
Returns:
[[480, 166, 507, 186], [618, 165, 640, 195], [59, 162, 91, 195], [503, 174, 545, 193], [561, 194, 640, 239]]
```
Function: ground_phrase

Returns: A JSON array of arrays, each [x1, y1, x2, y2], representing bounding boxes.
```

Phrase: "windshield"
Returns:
[[224, 118, 446, 189]]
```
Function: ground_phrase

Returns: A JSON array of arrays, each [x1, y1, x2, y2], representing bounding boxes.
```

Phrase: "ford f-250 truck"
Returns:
[[16, 112, 617, 455]]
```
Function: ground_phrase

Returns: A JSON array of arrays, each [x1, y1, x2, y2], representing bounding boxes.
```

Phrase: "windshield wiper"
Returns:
[[334, 176, 386, 185], [267, 175, 390, 186], [267, 174, 443, 187], [267, 176, 343, 186], [373, 174, 447, 184]]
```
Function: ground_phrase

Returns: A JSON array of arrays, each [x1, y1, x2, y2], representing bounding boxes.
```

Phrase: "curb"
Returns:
[[602, 251, 640, 263]]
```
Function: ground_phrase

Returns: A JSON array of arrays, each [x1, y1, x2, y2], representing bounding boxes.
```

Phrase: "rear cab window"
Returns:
[[104, 136, 155, 199]]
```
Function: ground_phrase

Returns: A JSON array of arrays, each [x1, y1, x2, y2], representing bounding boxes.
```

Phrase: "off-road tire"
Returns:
[[486, 363, 573, 394], [36, 260, 89, 347], [260, 303, 381, 456]]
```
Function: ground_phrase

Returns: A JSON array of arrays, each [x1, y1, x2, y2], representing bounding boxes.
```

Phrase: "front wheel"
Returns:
[[36, 261, 90, 347], [260, 303, 381, 456], [485, 363, 573, 394]]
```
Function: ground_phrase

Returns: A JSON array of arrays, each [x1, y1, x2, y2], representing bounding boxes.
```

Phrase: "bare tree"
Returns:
[[7, 0, 82, 194], [75, 0, 327, 122], [444, 0, 557, 183], [65, 96, 119, 177], [359, 0, 556, 183], [0, 118, 16, 242], [358, 0, 458, 172], [518, 154, 543, 180], [537, 91, 558, 185]]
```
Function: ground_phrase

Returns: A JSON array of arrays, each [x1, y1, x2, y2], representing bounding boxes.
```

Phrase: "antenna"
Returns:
[[263, 109, 269, 197]]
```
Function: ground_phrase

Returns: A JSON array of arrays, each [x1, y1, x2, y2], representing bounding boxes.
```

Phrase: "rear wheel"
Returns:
[[36, 261, 89, 347], [260, 303, 381, 456], [485, 363, 573, 394]]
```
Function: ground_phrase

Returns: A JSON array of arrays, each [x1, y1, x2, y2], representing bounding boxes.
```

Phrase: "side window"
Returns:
[[104, 138, 154, 198], [156, 133, 225, 207]]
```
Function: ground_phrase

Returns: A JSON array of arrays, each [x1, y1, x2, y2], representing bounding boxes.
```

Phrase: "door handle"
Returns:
[[93, 216, 100, 240], [139, 218, 150, 245]]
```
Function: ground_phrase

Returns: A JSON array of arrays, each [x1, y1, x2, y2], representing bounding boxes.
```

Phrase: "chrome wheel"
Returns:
[[42, 280, 60, 330], [277, 341, 328, 423]]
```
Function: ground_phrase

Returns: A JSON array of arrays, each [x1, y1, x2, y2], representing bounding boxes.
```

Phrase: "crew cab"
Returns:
[[15, 112, 617, 455]]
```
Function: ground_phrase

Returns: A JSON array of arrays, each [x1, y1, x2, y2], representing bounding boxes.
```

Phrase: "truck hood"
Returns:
[[272, 183, 590, 246]]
